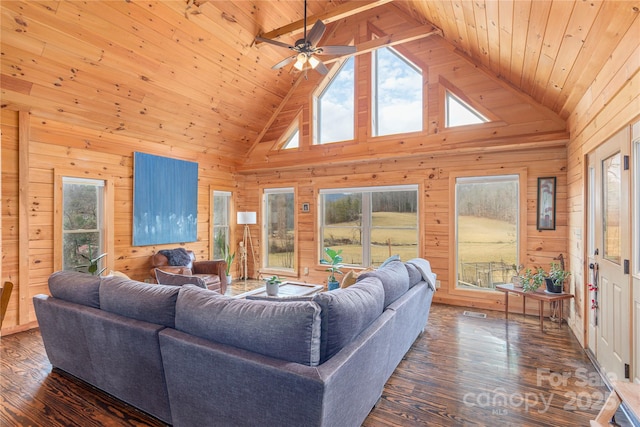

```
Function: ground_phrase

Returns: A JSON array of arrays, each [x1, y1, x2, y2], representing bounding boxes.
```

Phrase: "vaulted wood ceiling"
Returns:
[[1, 1, 638, 165]]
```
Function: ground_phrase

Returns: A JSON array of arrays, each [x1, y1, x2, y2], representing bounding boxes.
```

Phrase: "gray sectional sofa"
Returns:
[[34, 259, 436, 427]]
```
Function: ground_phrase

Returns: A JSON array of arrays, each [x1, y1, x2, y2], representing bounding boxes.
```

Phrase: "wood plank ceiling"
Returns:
[[1, 1, 638, 165]]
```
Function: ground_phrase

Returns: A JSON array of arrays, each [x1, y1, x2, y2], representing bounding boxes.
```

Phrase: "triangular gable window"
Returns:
[[445, 92, 489, 128], [282, 128, 299, 150]]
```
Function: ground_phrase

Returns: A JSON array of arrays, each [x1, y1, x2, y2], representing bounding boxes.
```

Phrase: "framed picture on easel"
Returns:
[[537, 177, 556, 230]]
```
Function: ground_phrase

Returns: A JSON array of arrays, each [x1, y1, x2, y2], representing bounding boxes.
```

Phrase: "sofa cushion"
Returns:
[[312, 277, 385, 363], [99, 277, 179, 328], [404, 262, 422, 288], [175, 286, 322, 366], [48, 271, 101, 308], [357, 260, 410, 307], [155, 269, 206, 289]]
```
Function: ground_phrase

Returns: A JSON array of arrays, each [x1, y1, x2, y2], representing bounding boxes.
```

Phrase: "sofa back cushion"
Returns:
[[155, 269, 206, 288], [175, 286, 322, 366], [48, 271, 101, 308], [99, 277, 180, 328], [404, 262, 423, 288], [357, 260, 410, 307], [312, 277, 385, 363]]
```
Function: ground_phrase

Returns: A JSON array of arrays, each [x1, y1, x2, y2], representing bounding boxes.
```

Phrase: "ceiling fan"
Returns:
[[256, 0, 356, 75]]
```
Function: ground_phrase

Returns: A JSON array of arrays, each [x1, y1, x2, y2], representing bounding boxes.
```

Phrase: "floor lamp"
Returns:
[[237, 212, 257, 281]]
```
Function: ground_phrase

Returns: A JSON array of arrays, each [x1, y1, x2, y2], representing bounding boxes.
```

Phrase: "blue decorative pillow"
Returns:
[[159, 248, 192, 266]]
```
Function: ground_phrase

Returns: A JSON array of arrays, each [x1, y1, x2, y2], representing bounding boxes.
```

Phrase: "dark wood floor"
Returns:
[[0, 304, 632, 426]]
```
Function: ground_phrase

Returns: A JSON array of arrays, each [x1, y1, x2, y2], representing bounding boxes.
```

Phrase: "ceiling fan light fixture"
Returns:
[[294, 52, 307, 70], [308, 55, 320, 69]]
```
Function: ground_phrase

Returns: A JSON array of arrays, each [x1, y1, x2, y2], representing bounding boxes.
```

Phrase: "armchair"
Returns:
[[150, 249, 227, 294]]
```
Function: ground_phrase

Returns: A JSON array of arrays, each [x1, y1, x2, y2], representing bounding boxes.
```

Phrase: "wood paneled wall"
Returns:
[[240, 145, 567, 310], [0, 112, 237, 333], [565, 13, 640, 346]]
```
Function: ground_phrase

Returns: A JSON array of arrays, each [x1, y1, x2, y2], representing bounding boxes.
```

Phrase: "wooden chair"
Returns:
[[0, 281, 14, 329]]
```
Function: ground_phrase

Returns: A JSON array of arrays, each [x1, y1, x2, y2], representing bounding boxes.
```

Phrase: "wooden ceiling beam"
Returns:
[[256, 0, 394, 43], [322, 25, 442, 65]]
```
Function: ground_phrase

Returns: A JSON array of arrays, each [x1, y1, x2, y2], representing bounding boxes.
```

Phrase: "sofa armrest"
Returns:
[[192, 260, 227, 279]]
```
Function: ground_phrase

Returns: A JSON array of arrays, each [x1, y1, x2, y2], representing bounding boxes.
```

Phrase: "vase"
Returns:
[[266, 282, 279, 296], [328, 280, 340, 291], [226, 275, 232, 285], [545, 278, 563, 293]]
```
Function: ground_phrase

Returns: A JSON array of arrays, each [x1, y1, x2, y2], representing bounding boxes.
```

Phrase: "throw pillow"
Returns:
[[155, 269, 206, 289], [380, 254, 400, 268], [340, 270, 357, 288], [159, 248, 192, 266]]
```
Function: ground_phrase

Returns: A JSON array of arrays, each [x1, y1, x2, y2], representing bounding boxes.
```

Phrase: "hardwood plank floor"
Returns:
[[0, 304, 632, 426]]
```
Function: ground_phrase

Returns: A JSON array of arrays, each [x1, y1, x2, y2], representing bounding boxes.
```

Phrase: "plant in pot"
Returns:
[[320, 247, 344, 291], [263, 275, 281, 296], [216, 234, 235, 285], [546, 262, 570, 293], [75, 246, 107, 276], [520, 267, 546, 293]]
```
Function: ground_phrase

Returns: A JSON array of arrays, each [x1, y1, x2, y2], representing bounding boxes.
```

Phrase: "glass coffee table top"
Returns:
[[229, 280, 323, 299]]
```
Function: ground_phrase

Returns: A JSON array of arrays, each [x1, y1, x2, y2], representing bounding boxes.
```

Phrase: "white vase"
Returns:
[[226, 275, 232, 285], [266, 282, 279, 296]]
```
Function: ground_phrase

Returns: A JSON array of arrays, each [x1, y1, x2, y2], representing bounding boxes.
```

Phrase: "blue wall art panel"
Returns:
[[133, 152, 198, 246]]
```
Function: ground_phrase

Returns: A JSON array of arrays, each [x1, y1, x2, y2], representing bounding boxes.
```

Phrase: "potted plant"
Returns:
[[219, 242, 235, 285], [263, 275, 281, 296], [75, 246, 107, 276], [520, 267, 546, 293], [546, 262, 570, 293], [320, 247, 344, 291]]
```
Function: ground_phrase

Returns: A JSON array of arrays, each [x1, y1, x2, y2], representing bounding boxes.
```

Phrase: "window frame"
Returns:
[[54, 170, 114, 273], [448, 168, 527, 298], [262, 186, 297, 274], [312, 56, 356, 146], [276, 111, 302, 151], [211, 189, 233, 260], [319, 184, 419, 267], [371, 46, 423, 137], [445, 91, 489, 128]]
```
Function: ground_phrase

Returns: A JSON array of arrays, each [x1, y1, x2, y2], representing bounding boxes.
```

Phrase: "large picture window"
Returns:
[[372, 47, 422, 136], [264, 188, 295, 270], [212, 190, 232, 259], [455, 174, 520, 290], [315, 57, 355, 145], [62, 177, 106, 272], [320, 185, 418, 267]]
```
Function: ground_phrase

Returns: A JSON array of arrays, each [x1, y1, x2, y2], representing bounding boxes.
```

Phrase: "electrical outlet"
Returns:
[[435, 280, 441, 289], [304, 267, 309, 276]]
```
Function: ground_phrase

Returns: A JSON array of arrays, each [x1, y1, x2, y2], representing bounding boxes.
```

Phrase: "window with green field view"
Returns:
[[264, 188, 295, 270], [212, 190, 232, 259], [320, 185, 418, 267], [62, 177, 105, 272], [455, 175, 519, 290]]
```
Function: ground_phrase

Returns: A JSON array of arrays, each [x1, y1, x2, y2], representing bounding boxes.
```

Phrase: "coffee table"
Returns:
[[233, 281, 323, 299]]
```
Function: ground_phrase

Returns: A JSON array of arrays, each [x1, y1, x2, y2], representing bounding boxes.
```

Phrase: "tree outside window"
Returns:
[[264, 188, 295, 270]]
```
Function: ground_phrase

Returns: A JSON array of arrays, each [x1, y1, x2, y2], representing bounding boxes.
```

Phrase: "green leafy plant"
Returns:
[[217, 238, 235, 276], [548, 262, 571, 289], [320, 247, 344, 284], [76, 247, 107, 276], [520, 267, 546, 292], [263, 275, 282, 285]]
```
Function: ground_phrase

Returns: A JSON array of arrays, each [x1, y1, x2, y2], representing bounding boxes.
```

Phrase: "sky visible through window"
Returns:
[[446, 93, 488, 127], [375, 47, 422, 136], [318, 57, 354, 144], [283, 128, 299, 149]]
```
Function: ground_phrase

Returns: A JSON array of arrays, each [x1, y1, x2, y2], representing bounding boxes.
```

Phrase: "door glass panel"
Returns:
[[603, 153, 621, 263]]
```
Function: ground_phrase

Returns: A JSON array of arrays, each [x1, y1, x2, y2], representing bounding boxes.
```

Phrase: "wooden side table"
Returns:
[[496, 284, 574, 332], [590, 381, 640, 427]]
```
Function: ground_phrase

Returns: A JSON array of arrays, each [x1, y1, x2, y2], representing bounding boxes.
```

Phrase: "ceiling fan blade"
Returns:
[[314, 60, 329, 75], [272, 55, 296, 70], [317, 45, 357, 56], [256, 36, 295, 50], [306, 20, 326, 46]]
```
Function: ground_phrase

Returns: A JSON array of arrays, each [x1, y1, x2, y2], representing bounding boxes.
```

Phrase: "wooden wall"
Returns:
[[0, 111, 237, 334], [240, 146, 567, 310], [565, 13, 640, 346], [237, 15, 570, 310]]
